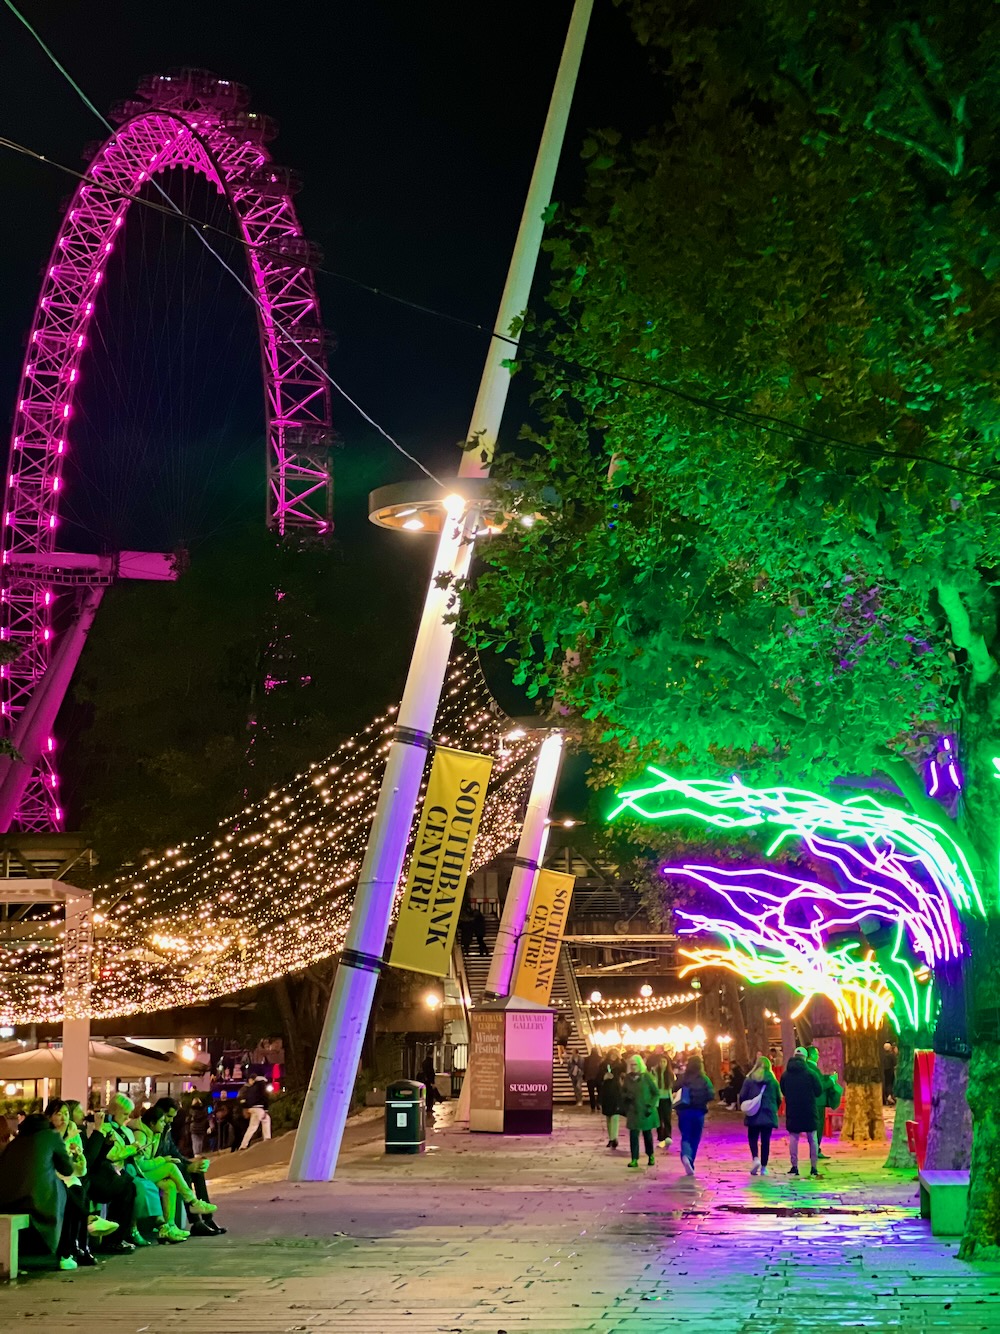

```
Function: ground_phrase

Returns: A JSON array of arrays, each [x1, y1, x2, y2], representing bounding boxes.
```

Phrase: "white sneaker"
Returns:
[[681, 1154, 695, 1176], [88, 1217, 118, 1237], [760, 1166, 770, 1176], [662, 1137, 672, 1149], [750, 1157, 761, 1176], [59, 1256, 78, 1270]]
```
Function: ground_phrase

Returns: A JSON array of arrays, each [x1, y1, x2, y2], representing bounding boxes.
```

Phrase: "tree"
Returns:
[[458, 0, 1000, 1255], [68, 523, 422, 872]]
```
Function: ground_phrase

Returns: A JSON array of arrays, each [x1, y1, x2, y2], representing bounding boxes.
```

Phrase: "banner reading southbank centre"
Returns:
[[511, 868, 575, 1005], [389, 746, 494, 977]]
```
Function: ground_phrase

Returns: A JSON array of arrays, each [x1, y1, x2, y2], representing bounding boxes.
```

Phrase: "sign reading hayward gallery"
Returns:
[[504, 1007, 553, 1134], [389, 745, 494, 977]]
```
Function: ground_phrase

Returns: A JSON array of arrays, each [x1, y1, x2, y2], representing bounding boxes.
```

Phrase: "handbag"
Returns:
[[740, 1083, 765, 1116]]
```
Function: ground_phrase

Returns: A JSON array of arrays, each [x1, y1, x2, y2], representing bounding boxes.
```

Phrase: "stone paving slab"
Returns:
[[2, 1103, 1000, 1332]]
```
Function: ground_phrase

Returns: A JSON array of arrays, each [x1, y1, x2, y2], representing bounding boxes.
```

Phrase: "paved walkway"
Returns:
[[3, 1103, 1000, 1332]]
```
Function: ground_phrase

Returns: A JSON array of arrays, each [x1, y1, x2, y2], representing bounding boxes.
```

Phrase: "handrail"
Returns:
[[559, 945, 593, 1046]]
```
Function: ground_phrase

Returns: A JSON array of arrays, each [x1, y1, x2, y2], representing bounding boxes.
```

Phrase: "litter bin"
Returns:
[[385, 1079, 426, 1154]]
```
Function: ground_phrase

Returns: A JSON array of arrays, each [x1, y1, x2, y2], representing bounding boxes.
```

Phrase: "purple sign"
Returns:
[[504, 1009, 553, 1134]]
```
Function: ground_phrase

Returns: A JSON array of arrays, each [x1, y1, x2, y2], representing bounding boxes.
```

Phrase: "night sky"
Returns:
[[0, 0, 661, 816]]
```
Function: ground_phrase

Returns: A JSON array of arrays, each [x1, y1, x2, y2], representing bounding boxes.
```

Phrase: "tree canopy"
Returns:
[[460, 0, 1000, 810]]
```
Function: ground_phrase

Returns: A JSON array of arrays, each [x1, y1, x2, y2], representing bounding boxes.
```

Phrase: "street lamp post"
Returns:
[[289, 0, 594, 1183]]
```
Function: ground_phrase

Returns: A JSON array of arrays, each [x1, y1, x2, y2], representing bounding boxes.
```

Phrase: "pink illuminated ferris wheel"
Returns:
[[0, 69, 335, 831]]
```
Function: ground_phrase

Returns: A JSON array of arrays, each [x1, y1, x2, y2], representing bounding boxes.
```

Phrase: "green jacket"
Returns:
[[622, 1071, 660, 1132]]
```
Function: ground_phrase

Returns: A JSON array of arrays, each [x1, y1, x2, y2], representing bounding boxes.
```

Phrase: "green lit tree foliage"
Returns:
[[457, 0, 1000, 1255]]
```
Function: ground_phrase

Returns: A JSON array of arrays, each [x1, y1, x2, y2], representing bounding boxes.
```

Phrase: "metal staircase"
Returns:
[[460, 915, 592, 1104]]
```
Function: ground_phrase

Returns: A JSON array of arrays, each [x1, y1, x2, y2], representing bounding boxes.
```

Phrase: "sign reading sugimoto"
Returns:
[[389, 745, 493, 977], [511, 869, 575, 1005]]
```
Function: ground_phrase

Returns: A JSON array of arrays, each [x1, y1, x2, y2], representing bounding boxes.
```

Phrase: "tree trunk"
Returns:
[[744, 988, 768, 1064], [924, 1051, 973, 1170], [722, 974, 751, 1071], [840, 1029, 883, 1143], [884, 1028, 918, 1171], [960, 1039, 1000, 1259], [702, 972, 723, 1087], [777, 990, 796, 1066], [272, 976, 307, 1090]]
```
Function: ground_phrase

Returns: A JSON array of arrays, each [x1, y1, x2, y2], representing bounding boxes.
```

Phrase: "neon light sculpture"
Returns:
[[672, 873, 933, 1033], [609, 768, 983, 952], [1, 70, 334, 828]]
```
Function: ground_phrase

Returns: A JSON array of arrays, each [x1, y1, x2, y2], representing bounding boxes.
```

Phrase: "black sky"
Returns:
[[0, 0, 662, 815]]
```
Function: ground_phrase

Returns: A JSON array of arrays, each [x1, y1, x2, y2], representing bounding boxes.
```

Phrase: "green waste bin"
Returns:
[[385, 1079, 426, 1154]]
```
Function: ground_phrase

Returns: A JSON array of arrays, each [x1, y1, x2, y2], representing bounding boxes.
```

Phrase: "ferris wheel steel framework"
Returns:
[[0, 70, 334, 831]]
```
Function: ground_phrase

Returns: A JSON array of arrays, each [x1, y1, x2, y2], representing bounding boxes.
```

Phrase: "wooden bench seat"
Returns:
[[918, 1169, 970, 1237], [0, 1214, 31, 1281]]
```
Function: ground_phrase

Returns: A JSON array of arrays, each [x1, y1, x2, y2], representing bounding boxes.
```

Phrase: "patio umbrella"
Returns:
[[0, 1041, 202, 1080]]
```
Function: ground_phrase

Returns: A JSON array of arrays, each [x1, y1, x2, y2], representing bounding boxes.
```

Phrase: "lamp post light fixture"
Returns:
[[288, 0, 594, 1184], [639, 983, 653, 999]]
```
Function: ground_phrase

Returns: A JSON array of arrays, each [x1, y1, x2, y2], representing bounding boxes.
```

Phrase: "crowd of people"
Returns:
[[578, 1042, 843, 1180], [0, 1073, 274, 1273]]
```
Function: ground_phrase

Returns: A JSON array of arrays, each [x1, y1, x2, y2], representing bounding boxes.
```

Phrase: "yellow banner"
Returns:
[[389, 745, 494, 977], [511, 868, 575, 1005]]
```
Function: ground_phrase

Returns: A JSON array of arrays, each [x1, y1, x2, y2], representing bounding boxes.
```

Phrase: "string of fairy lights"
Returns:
[[584, 992, 701, 1022], [0, 654, 538, 1023]]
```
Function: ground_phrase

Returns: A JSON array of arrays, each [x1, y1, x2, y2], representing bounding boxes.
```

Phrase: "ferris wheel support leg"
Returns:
[[0, 585, 105, 832], [288, 0, 593, 1182]]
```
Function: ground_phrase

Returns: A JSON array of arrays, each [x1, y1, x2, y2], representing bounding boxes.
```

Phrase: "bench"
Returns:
[[918, 1169, 970, 1237], [0, 1214, 31, 1281]]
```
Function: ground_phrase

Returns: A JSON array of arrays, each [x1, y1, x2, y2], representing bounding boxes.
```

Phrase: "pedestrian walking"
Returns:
[[805, 1045, 842, 1159], [583, 1047, 603, 1112], [458, 904, 474, 953], [187, 1097, 209, 1157], [738, 1055, 780, 1176], [881, 1043, 897, 1106], [420, 1054, 444, 1114], [566, 1052, 585, 1105], [672, 1053, 715, 1176], [554, 1012, 572, 1061], [600, 1058, 623, 1149], [780, 1047, 823, 1176], [471, 908, 488, 956], [622, 1054, 660, 1168], [237, 1074, 272, 1150], [648, 1049, 674, 1148]]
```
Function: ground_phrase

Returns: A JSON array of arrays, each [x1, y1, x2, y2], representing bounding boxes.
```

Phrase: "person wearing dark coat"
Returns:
[[583, 1047, 604, 1112], [83, 1108, 137, 1253], [648, 1050, 674, 1148], [419, 1055, 443, 1114], [720, 1063, 746, 1108], [672, 1054, 716, 1175], [779, 1047, 824, 1176], [0, 1114, 73, 1265], [599, 1057, 623, 1149], [737, 1056, 781, 1176], [152, 1098, 226, 1236], [806, 1045, 842, 1159], [471, 908, 487, 956]]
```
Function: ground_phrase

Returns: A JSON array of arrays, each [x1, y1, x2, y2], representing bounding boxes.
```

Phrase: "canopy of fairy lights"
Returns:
[[0, 655, 537, 1023]]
